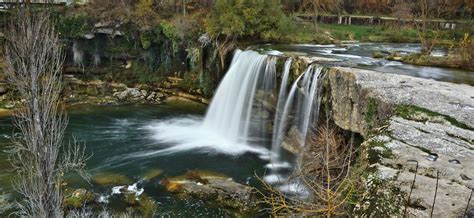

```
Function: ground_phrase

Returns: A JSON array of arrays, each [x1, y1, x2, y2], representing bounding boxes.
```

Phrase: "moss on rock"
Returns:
[[92, 173, 133, 186]]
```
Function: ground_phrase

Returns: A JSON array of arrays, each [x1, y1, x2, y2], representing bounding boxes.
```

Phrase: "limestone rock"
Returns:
[[327, 67, 474, 216], [328, 67, 474, 136], [163, 174, 258, 212], [371, 116, 474, 217]]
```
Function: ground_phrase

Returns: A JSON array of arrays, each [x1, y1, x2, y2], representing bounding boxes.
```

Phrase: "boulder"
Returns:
[[162, 172, 258, 212], [64, 189, 96, 208], [92, 172, 133, 186]]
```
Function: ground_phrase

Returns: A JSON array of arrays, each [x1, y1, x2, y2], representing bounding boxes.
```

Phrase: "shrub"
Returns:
[[58, 13, 92, 38], [205, 0, 285, 39]]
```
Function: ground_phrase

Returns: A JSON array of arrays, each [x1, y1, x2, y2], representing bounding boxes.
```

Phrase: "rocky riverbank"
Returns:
[[326, 67, 474, 216], [0, 75, 209, 116]]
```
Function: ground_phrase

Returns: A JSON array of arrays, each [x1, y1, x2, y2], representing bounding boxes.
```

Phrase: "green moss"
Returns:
[[365, 98, 378, 128], [372, 51, 386, 58], [367, 139, 393, 165], [143, 168, 163, 181], [64, 189, 95, 209], [136, 195, 157, 217], [395, 105, 474, 131], [92, 173, 133, 186]]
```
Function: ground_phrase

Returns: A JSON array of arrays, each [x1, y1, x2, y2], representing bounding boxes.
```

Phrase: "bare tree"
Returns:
[[257, 119, 355, 216], [4, 8, 88, 217]]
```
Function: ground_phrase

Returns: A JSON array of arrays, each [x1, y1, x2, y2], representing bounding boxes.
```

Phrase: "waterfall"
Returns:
[[266, 64, 324, 184], [203, 50, 268, 144], [271, 58, 293, 161], [146, 49, 324, 167], [72, 40, 84, 67], [145, 50, 271, 156]]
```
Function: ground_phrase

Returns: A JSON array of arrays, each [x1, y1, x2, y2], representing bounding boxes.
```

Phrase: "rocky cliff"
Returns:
[[327, 67, 474, 217]]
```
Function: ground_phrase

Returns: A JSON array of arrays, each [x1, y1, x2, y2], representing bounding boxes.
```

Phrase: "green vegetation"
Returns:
[[402, 49, 474, 71], [395, 105, 474, 131], [64, 189, 95, 209], [205, 0, 284, 38], [206, 0, 329, 43], [364, 98, 379, 129], [351, 167, 404, 217], [366, 138, 394, 165], [57, 13, 92, 38], [318, 23, 466, 44]]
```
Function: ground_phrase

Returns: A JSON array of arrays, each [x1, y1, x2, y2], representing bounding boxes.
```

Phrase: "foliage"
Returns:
[[262, 16, 331, 43], [58, 13, 91, 38], [205, 0, 285, 39], [178, 72, 200, 92], [350, 166, 405, 216]]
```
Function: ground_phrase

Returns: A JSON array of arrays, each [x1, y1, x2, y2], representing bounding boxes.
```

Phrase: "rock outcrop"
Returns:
[[327, 67, 474, 217], [113, 88, 165, 104], [162, 172, 258, 212], [327, 67, 474, 136]]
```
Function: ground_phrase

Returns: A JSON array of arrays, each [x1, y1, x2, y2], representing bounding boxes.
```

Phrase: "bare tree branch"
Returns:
[[4, 8, 88, 217]]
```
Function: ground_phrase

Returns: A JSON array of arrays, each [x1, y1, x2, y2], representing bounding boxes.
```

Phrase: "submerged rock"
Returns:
[[64, 189, 96, 209], [162, 171, 258, 212], [142, 168, 163, 181], [92, 173, 133, 186]]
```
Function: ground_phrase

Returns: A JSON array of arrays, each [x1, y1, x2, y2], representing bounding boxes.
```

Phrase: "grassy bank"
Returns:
[[318, 23, 468, 45], [401, 53, 474, 71]]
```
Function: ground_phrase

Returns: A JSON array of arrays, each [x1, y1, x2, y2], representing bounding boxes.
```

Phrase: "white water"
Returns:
[[271, 58, 292, 161], [72, 40, 84, 67], [147, 49, 324, 173], [265, 65, 324, 184], [147, 50, 271, 156], [203, 50, 267, 143]]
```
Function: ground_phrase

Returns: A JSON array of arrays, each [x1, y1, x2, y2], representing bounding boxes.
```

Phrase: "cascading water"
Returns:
[[145, 50, 272, 156], [146, 49, 324, 184], [265, 64, 324, 186], [271, 58, 292, 161], [203, 50, 268, 143], [72, 40, 84, 67]]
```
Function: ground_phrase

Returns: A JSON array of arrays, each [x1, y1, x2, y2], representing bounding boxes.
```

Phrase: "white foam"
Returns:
[[263, 174, 284, 184], [265, 162, 291, 169], [144, 117, 269, 156]]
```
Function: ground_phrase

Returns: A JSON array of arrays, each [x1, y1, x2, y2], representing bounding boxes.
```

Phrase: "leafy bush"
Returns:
[[262, 16, 331, 43], [58, 13, 91, 38], [205, 0, 285, 39]]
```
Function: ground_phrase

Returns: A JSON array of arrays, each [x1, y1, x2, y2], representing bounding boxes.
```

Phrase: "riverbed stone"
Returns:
[[92, 173, 133, 186], [64, 189, 96, 208], [163, 172, 258, 212]]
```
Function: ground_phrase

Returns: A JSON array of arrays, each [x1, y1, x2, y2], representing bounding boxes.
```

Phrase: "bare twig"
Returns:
[[4, 7, 88, 217], [430, 170, 439, 218], [465, 189, 473, 217], [404, 160, 419, 216], [256, 118, 356, 216]]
